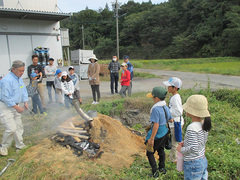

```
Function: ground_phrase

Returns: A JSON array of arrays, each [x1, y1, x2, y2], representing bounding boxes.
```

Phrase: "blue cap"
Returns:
[[123, 55, 129, 59], [55, 69, 62, 75], [31, 73, 37, 78]]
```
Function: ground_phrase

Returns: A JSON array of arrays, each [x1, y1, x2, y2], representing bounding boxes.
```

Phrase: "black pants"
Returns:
[[91, 85, 100, 102], [110, 73, 119, 93], [146, 133, 167, 174]]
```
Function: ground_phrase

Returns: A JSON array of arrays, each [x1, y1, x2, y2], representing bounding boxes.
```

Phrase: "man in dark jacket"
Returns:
[[27, 55, 45, 109], [108, 56, 120, 94]]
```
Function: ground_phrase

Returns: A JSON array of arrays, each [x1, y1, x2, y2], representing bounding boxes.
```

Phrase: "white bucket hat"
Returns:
[[183, 95, 210, 118], [163, 77, 182, 88], [121, 62, 128, 67], [88, 54, 98, 61], [62, 71, 68, 76]]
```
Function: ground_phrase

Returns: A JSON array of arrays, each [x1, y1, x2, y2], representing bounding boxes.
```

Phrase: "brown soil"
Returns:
[[16, 114, 146, 178]]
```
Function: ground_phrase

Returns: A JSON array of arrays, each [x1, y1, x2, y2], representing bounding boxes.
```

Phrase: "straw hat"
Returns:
[[183, 95, 210, 118]]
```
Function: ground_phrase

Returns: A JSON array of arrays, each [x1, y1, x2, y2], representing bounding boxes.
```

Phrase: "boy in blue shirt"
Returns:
[[146, 86, 173, 177]]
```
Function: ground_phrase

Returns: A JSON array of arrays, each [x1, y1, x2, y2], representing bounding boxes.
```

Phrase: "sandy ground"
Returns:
[[23, 69, 240, 103]]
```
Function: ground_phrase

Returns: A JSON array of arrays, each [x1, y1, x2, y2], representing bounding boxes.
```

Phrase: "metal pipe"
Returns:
[[72, 99, 93, 122]]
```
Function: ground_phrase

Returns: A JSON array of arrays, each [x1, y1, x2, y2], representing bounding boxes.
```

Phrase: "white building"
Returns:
[[0, 0, 70, 78]]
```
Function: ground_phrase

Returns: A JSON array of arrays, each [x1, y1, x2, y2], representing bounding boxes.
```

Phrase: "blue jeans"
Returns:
[[32, 94, 44, 114], [184, 157, 208, 180], [46, 81, 56, 102], [64, 95, 73, 109]]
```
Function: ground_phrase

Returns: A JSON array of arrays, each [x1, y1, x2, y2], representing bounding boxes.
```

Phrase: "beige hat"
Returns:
[[183, 95, 210, 118], [88, 54, 98, 61], [121, 62, 128, 67]]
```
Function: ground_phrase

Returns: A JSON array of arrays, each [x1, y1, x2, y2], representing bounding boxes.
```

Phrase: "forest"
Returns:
[[61, 0, 240, 59]]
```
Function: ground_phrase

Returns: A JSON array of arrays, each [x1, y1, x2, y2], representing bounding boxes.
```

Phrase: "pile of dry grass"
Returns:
[[11, 114, 145, 179]]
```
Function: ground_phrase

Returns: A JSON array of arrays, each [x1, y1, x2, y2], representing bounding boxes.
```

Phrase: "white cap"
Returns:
[[163, 77, 182, 88], [62, 71, 68, 76], [121, 62, 128, 67]]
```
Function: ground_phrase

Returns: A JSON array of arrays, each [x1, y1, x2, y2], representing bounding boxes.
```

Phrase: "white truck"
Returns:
[[71, 49, 94, 80]]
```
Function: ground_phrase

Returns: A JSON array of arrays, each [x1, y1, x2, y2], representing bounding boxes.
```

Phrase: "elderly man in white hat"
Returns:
[[0, 60, 28, 156], [87, 54, 101, 104]]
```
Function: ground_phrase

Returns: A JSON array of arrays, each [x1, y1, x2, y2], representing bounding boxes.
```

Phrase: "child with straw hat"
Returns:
[[177, 95, 211, 180]]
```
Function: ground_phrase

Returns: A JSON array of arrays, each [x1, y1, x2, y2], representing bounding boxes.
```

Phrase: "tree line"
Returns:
[[61, 0, 240, 59]]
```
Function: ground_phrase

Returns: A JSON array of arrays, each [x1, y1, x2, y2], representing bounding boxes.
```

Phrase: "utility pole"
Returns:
[[116, 0, 119, 60], [81, 24, 85, 50]]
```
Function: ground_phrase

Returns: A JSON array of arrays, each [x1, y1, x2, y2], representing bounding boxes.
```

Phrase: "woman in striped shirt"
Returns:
[[177, 95, 212, 180]]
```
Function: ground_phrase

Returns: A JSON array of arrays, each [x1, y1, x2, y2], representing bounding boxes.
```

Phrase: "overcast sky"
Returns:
[[58, 0, 167, 13]]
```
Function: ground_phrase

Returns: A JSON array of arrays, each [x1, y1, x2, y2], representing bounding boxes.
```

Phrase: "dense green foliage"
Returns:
[[61, 0, 240, 59]]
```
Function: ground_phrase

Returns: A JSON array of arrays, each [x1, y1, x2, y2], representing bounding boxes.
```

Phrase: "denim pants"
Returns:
[[46, 81, 56, 102], [64, 95, 73, 109], [110, 73, 119, 93], [184, 157, 208, 180], [32, 94, 44, 114]]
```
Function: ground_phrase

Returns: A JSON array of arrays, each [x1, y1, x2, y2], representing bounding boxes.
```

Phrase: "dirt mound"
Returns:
[[17, 114, 145, 178], [90, 114, 145, 169]]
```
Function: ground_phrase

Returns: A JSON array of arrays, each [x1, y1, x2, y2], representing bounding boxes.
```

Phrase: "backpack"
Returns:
[[26, 83, 35, 97]]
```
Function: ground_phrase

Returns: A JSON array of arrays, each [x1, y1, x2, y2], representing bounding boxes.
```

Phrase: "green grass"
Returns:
[[100, 57, 240, 75], [180, 61, 240, 75], [81, 88, 240, 180], [100, 71, 159, 81], [1, 88, 239, 179]]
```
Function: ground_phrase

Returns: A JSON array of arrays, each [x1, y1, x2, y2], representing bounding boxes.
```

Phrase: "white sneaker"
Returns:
[[92, 101, 96, 104], [95, 102, 99, 104], [16, 144, 27, 153], [0, 146, 8, 156]]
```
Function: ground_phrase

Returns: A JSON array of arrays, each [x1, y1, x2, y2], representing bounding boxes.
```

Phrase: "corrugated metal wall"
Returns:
[[3, 0, 58, 12], [0, 18, 63, 78]]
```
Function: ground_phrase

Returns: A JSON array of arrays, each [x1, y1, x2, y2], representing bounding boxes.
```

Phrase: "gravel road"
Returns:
[[23, 69, 240, 103]]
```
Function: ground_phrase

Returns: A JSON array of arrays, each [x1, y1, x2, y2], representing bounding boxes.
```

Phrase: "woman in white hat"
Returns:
[[87, 54, 100, 104], [177, 95, 211, 180]]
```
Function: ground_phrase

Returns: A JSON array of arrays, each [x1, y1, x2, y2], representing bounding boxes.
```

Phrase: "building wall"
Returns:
[[0, 18, 62, 78], [2, 0, 58, 12]]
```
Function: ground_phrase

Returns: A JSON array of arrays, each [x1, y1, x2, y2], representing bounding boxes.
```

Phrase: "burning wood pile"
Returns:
[[51, 121, 103, 158], [51, 100, 103, 158]]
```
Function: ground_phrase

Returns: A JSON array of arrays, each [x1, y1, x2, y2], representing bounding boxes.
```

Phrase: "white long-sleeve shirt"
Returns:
[[168, 93, 184, 128], [45, 65, 57, 82], [61, 80, 74, 99]]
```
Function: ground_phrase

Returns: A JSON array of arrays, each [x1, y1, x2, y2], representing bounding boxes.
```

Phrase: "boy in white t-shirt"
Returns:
[[163, 77, 184, 163]]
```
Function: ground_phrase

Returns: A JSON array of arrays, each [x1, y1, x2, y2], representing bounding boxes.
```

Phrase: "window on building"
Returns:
[[0, 0, 3, 6]]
